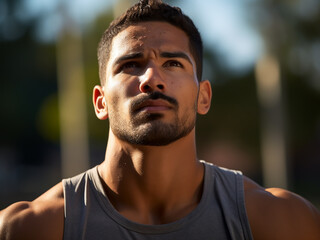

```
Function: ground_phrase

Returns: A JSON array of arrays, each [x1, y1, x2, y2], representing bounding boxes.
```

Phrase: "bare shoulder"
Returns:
[[243, 176, 320, 240], [0, 182, 64, 240]]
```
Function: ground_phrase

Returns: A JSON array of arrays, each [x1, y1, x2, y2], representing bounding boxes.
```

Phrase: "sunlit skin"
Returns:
[[0, 21, 319, 240]]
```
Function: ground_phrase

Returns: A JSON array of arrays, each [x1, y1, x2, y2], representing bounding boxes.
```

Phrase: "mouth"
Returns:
[[136, 99, 173, 113], [131, 92, 178, 114]]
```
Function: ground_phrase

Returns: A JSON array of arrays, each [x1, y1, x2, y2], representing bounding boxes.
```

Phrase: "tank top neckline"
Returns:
[[88, 161, 213, 234]]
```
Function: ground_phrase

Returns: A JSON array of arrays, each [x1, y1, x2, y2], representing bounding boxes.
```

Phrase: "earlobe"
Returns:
[[197, 80, 212, 115], [93, 85, 108, 120]]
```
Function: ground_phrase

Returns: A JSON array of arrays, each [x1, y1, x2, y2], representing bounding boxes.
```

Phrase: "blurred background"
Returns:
[[0, 0, 319, 209]]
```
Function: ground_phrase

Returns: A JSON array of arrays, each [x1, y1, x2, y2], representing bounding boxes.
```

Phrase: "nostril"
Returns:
[[143, 85, 150, 91], [157, 84, 164, 90]]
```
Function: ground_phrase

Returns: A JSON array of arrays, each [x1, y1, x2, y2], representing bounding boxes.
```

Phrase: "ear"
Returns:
[[197, 80, 212, 115], [93, 85, 108, 120]]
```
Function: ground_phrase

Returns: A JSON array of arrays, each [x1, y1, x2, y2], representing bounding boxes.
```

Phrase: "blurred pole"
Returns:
[[255, 54, 288, 188], [56, 5, 89, 178]]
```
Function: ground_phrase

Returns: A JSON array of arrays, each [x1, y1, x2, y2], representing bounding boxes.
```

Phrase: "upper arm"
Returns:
[[0, 183, 64, 240], [0, 201, 31, 239], [244, 178, 320, 240]]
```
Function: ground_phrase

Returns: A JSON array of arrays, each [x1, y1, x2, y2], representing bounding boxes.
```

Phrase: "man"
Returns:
[[0, 0, 319, 239]]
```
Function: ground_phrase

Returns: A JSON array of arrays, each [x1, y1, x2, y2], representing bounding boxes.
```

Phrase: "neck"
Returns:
[[98, 128, 204, 224]]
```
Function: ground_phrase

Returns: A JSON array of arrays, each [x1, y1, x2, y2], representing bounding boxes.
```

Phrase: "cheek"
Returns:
[[105, 81, 135, 116], [105, 82, 122, 110], [175, 85, 199, 114], [175, 79, 199, 101], [108, 75, 140, 98]]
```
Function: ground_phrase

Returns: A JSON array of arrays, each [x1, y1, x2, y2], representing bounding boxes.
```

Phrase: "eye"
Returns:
[[118, 61, 140, 72], [163, 60, 183, 68]]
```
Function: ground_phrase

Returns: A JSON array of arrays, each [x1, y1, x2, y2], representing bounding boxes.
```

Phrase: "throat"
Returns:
[[99, 137, 205, 225]]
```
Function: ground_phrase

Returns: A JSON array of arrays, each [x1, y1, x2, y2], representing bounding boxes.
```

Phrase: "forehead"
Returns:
[[108, 21, 191, 64]]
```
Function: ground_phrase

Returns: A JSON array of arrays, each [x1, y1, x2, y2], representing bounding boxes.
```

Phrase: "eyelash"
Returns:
[[164, 60, 183, 68], [121, 62, 139, 69]]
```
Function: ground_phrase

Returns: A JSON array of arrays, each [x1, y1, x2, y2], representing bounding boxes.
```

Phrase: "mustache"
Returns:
[[131, 92, 178, 112]]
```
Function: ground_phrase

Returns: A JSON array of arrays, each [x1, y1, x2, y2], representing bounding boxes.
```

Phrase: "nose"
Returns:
[[139, 64, 165, 93]]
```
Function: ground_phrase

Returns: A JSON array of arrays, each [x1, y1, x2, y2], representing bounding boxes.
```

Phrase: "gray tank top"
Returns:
[[62, 161, 253, 240]]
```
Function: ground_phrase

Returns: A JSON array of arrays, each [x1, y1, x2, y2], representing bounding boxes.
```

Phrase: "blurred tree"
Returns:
[[0, 0, 58, 163], [0, 0, 59, 208], [252, 0, 320, 203]]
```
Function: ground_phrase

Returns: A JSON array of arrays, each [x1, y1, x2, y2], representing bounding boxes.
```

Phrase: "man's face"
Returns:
[[102, 21, 201, 146]]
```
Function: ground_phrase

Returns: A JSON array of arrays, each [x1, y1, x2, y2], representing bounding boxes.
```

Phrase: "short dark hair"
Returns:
[[97, 0, 203, 84]]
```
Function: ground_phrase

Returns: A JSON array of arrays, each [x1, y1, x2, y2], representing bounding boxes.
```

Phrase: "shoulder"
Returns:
[[243, 177, 320, 240], [0, 182, 64, 240]]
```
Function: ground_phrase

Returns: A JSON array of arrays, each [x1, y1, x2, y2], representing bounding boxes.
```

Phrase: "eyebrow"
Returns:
[[114, 52, 143, 65], [160, 51, 193, 65]]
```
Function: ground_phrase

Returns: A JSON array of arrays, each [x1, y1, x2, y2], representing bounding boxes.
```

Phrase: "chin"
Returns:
[[121, 123, 194, 146]]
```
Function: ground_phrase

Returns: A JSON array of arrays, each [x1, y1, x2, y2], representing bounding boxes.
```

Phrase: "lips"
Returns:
[[135, 99, 173, 112], [130, 92, 178, 114]]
